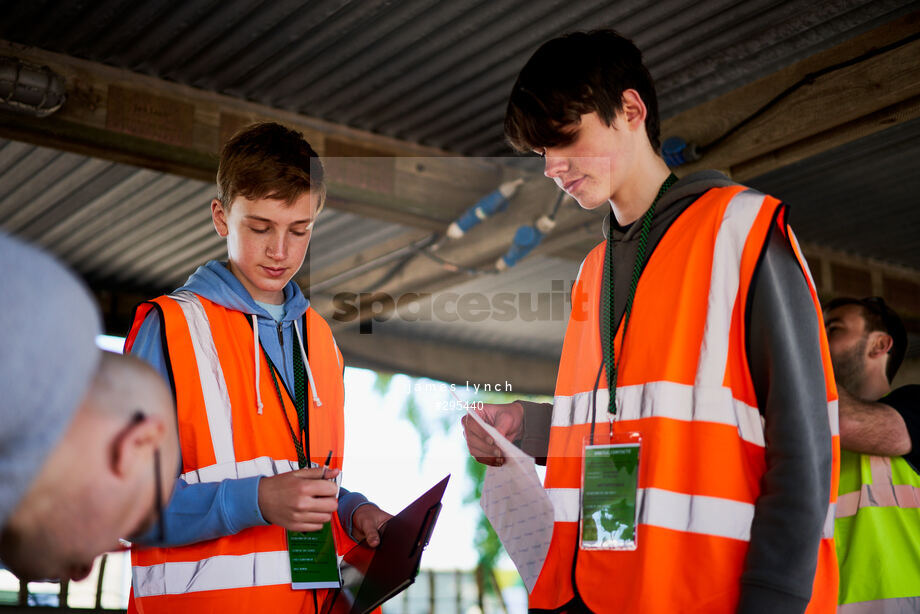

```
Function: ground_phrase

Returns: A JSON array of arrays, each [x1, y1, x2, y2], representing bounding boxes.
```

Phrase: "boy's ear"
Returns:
[[211, 199, 229, 237], [620, 89, 648, 130]]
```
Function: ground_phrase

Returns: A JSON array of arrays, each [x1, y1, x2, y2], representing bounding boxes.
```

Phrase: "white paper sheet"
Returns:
[[468, 409, 554, 592]]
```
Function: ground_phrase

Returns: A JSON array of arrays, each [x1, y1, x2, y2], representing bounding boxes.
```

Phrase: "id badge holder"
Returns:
[[580, 430, 641, 551], [287, 464, 343, 589]]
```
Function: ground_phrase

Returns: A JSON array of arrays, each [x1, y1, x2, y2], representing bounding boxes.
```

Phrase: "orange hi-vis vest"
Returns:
[[125, 291, 346, 614], [529, 187, 839, 613]]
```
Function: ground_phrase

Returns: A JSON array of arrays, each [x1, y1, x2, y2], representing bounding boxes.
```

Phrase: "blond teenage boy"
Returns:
[[126, 123, 389, 613]]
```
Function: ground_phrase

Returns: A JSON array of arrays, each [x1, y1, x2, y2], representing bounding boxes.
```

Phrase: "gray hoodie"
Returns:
[[0, 232, 101, 529]]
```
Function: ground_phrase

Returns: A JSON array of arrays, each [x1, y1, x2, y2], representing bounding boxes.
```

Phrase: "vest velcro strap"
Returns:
[[552, 382, 766, 448], [545, 487, 756, 542], [838, 596, 920, 613], [181, 456, 300, 484], [133, 550, 292, 597]]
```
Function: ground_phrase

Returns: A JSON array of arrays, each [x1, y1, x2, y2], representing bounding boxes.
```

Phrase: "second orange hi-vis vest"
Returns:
[[529, 187, 839, 612], [125, 291, 346, 614]]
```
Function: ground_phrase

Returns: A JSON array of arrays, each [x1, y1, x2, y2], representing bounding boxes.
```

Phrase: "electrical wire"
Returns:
[[364, 233, 442, 292], [548, 190, 565, 220], [416, 246, 501, 276], [360, 184, 569, 289], [701, 31, 920, 154], [412, 190, 567, 276]]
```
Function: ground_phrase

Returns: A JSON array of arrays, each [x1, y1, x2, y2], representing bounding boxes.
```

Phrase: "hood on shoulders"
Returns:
[[176, 261, 323, 414], [658, 170, 738, 210], [608, 170, 739, 241], [177, 260, 309, 321]]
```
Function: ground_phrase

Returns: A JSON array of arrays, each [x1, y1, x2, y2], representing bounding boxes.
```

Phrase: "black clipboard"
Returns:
[[323, 475, 450, 614]]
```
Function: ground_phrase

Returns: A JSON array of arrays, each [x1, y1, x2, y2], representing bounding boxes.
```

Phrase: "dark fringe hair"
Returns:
[[505, 30, 660, 153]]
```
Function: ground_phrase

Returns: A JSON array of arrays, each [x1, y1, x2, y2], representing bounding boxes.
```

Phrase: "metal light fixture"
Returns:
[[0, 56, 66, 117]]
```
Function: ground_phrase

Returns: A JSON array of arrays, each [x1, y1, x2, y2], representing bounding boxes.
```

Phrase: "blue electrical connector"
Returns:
[[495, 214, 557, 270], [447, 178, 524, 239], [661, 136, 701, 168], [497, 225, 543, 269]]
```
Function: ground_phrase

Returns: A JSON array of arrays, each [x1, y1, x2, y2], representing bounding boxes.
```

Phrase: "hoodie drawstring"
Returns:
[[293, 319, 323, 408], [252, 315, 264, 414]]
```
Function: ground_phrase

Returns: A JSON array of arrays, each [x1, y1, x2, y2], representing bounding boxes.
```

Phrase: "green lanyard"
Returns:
[[263, 342, 311, 469], [601, 173, 678, 416]]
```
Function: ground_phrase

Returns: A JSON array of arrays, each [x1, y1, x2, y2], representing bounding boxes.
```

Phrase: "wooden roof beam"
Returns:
[[661, 11, 920, 181], [0, 39, 516, 230]]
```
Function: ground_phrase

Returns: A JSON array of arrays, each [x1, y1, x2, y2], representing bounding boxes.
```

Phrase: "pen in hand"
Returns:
[[321, 450, 339, 498], [321, 450, 333, 479]]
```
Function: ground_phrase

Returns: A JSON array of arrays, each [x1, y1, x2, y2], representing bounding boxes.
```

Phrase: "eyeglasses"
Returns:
[[125, 411, 166, 545], [152, 447, 165, 544]]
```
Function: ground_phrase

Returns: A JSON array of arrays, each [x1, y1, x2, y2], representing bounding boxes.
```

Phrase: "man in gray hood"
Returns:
[[0, 231, 177, 581]]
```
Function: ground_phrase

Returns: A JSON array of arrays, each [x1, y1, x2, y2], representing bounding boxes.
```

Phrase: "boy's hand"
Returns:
[[258, 467, 340, 532], [461, 402, 524, 466], [351, 504, 392, 548]]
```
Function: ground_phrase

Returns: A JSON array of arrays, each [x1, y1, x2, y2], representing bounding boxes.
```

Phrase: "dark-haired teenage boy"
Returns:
[[126, 123, 390, 613], [463, 30, 838, 613]]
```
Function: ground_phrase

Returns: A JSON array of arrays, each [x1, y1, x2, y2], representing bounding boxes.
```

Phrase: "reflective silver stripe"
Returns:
[[837, 483, 920, 519], [545, 487, 754, 541], [171, 291, 235, 466], [788, 228, 818, 297], [695, 189, 762, 389], [640, 487, 754, 541], [839, 596, 920, 613], [332, 337, 342, 370], [829, 399, 840, 437], [547, 488, 580, 523], [133, 551, 291, 597], [824, 502, 836, 539], [574, 252, 590, 286], [838, 455, 920, 520], [552, 382, 765, 448], [181, 456, 299, 484]]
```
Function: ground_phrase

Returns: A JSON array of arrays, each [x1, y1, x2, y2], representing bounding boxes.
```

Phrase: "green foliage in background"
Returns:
[[372, 370, 551, 594]]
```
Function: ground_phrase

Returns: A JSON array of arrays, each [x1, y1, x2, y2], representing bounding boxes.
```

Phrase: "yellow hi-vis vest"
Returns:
[[836, 448, 920, 612]]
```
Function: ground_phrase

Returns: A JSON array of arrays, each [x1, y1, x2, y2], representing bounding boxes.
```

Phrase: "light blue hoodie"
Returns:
[[130, 260, 368, 546]]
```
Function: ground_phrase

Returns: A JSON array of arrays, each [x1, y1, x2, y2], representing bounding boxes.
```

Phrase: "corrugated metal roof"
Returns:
[[0, 137, 215, 291], [1, 0, 916, 156], [306, 209, 418, 276], [0, 2, 918, 378], [0, 137, 415, 295], [749, 115, 920, 270], [0, 134, 578, 369]]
